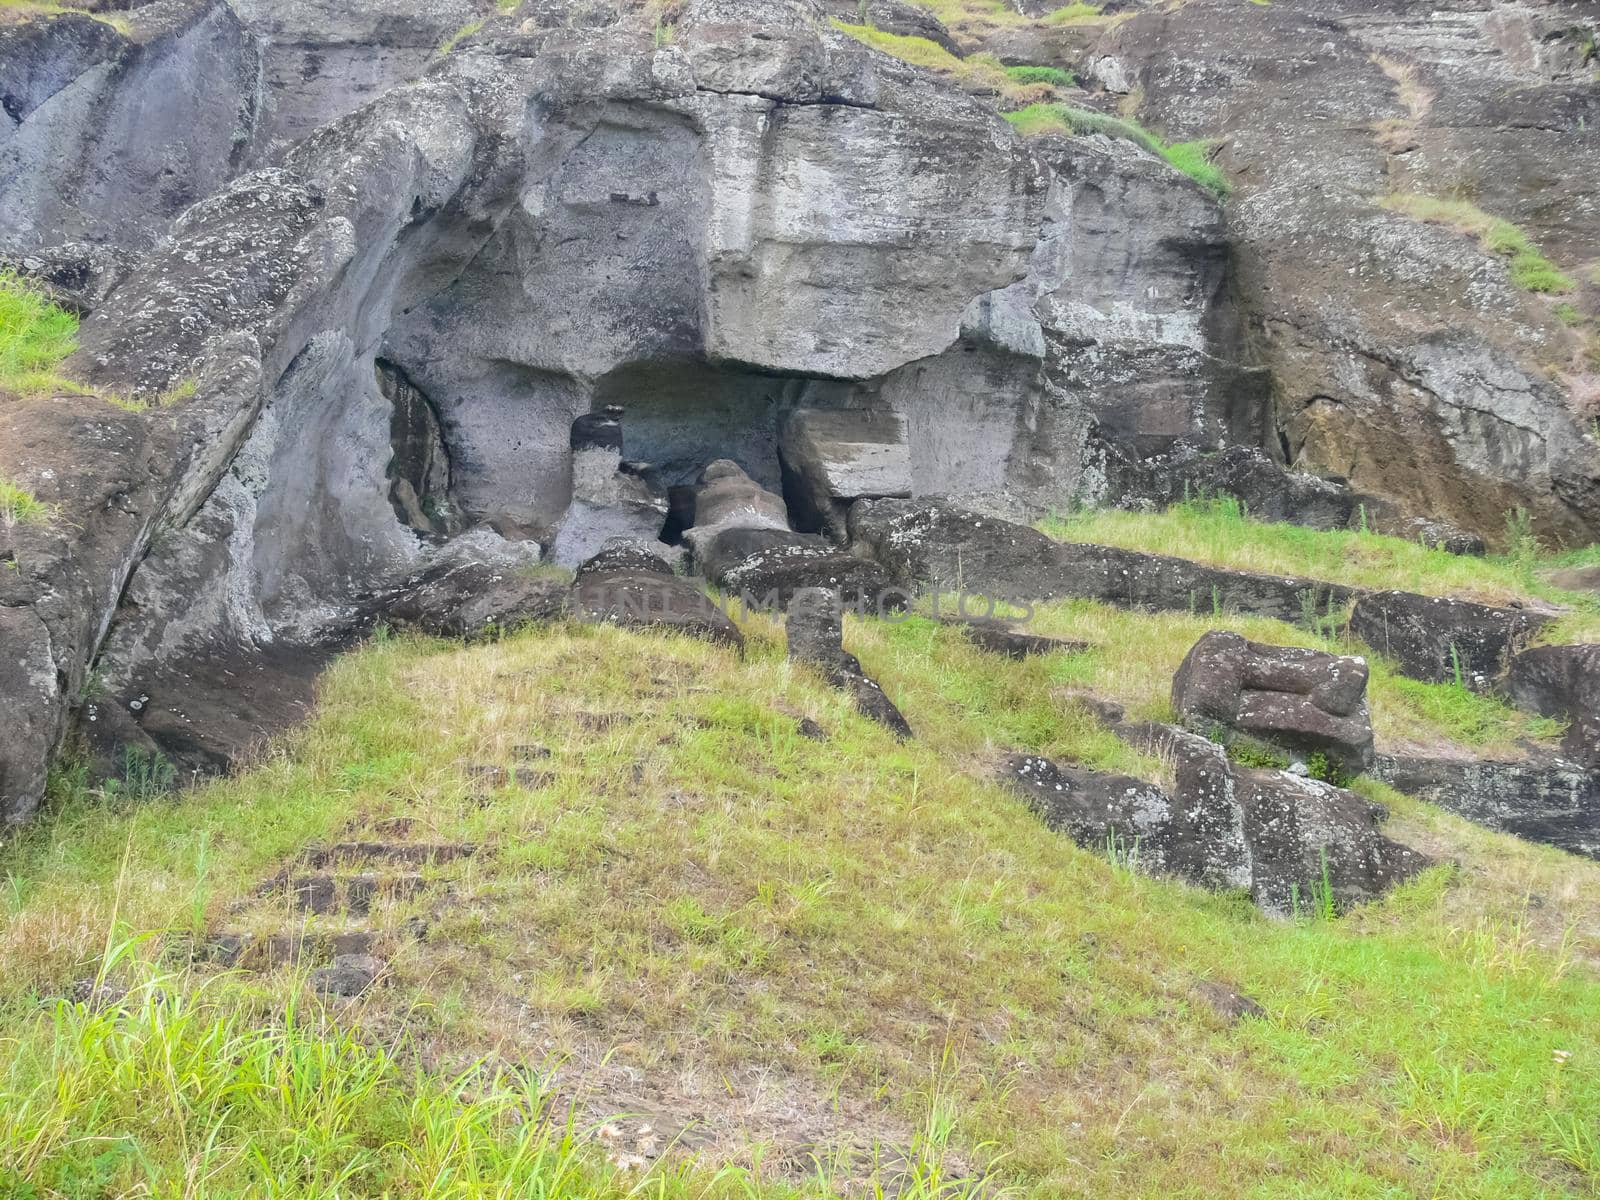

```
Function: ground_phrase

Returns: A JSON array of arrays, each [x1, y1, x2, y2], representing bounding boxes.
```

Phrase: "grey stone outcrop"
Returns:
[[1002, 725, 1430, 917]]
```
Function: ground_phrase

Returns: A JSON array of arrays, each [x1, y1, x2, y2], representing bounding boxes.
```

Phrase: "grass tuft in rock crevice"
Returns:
[[1380, 193, 1576, 295], [1003, 103, 1230, 197], [0, 270, 78, 398]]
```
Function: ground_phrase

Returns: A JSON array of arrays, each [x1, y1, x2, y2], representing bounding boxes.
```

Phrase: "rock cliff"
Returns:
[[1088, 0, 1600, 541]]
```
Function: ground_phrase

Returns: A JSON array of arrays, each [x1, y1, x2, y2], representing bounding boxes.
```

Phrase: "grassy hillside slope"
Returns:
[[4, 615, 1598, 1198]]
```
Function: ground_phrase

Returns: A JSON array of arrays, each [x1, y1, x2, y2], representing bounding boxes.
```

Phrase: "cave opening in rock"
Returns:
[[377, 263, 932, 557], [587, 357, 876, 550], [588, 357, 854, 500]]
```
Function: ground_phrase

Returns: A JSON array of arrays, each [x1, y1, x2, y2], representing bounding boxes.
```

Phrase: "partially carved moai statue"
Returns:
[[550, 404, 669, 566]]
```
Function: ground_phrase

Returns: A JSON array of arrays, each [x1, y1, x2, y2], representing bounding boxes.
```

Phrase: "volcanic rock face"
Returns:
[[0, 0, 1058, 820], [779, 408, 911, 540], [1091, 0, 1600, 545], [0, 0, 260, 255]]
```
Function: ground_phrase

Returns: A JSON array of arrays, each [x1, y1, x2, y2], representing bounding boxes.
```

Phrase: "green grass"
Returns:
[[4, 619, 1600, 1195], [832, 21, 966, 72], [831, 22, 1074, 103], [1, 966, 986, 1199], [1042, 497, 1600, 644], [1004, 101, 1162, 149], [436, 17, 483, 54], [1551, 544, 1600, 569], [1380, 194, 1576, 295], [1043, 2, 1103, 23], [1160, 140, 1230, 198], [1378, 670, 1567, 748], [0, 271, 78, 397], [0, 272, 200, 410], [907, 0, 1104, 28], [1003, 104, 1230, 197], [1004, 64, 1074, 88], [0, 478, 52, 527]]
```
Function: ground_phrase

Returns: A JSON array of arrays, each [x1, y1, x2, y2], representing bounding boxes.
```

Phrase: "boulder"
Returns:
[[572, 539, 679, 586], [1231, 764, 1431, 917], [847, 498, 1061, 599], [570, 545, 744, 652], [1106, 445, 1360, 531], [1378, 753, 1600, 861], [1348, 591, 1550, 691], [942, 617, 1089, 660], [848, 499, 1356, 620], [79, 639, 337, 786], [1172, 631, 1375, 774], [0, 241, 131, 314], [700, 527, 903, 613], [1504, 644, 1600, 768], [551, 406, 669, 567], [1002, 725, 1430, 916], [1377, 517, 1486, 559], [310, 953, 385, 998], [786, 589, 911, 738], [778, 407, 910, 539], [383, 560, 567, 641], [999, 753, 1200, 874], [1193, 980, 1266, 1023]]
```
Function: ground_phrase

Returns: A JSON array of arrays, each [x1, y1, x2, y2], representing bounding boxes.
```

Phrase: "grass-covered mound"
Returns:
[[4, 616, 1598, 1197]]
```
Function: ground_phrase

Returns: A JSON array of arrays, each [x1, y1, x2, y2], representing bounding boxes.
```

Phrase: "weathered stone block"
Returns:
[[779, 407, 910, 537], [1349, 591, 1549, 691], [1504, 644, 1600, 767]]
